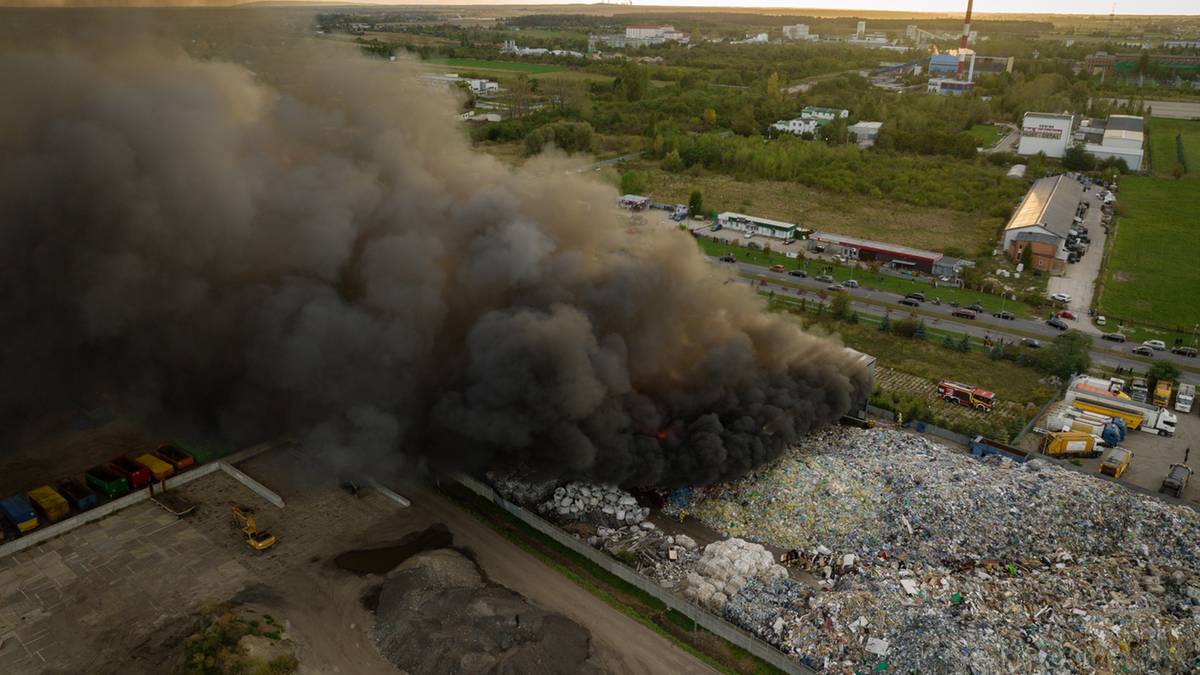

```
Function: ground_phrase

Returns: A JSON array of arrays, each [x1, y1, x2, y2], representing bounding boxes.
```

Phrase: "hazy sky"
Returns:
[[440, 1, 1196, 16]]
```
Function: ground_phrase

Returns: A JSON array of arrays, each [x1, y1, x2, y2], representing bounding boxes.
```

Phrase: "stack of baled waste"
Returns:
[[537, 481, 649, 527], [486, 470, 559, 506], [684, 538, 788, 611]]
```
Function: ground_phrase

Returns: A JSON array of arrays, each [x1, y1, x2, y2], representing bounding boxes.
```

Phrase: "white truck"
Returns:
[[1176, 383, 1196, 414], [1065, 376, 1178, 436]]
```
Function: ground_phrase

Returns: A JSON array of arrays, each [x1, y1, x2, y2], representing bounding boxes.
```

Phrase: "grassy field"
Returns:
[[967, 124, 1003, 147], [1149, 118, 1200, 177], [641, 167, 1002, 255], [425, 57, 564, 74], [696, 237, 1037, 318], [1099, 172, 1200, 338]]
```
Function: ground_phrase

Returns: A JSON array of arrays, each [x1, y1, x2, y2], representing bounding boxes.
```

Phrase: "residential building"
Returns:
[[1001, 175, 1084, 275], [801, 106, 849, 124], [772, 118, 820, 136], [1017, 112, 1074, 158], [716, 212, 803, 240], [848, 121, 883, 147], [1164, 39, 1200, 49]]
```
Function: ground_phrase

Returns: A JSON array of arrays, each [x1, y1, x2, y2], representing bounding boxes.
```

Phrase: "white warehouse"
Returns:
[[716, 212, 802, 241], [1017, 112, 1074, 158]]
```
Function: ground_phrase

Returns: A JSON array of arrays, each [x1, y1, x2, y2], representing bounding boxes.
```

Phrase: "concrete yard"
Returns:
[[0, 444, 715, 675], [1046, 187, 1107, 332]]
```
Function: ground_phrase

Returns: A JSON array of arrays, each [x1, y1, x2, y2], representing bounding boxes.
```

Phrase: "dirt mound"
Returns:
[[372, 549, 604, 674]]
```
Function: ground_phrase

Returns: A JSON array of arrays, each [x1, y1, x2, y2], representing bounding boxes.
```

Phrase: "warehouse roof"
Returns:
[[809, 231, 942, 262], [1003, 174, 1082, 240], [1106, 115, 1143, 133]]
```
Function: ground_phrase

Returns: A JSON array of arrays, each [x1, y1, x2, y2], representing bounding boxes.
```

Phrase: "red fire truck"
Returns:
[[937, 380, 995, 412]]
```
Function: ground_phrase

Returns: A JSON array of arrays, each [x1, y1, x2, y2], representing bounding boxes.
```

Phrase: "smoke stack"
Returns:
[[957, 0, 974, 81]]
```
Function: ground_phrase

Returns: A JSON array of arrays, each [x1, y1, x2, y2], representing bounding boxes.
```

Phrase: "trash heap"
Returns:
[[589, 525, 701, 586], [683, 538, 788, 611], [537, 481, 650, 528], [687, 426, 1200, 672], [487, 470, 559, 505]]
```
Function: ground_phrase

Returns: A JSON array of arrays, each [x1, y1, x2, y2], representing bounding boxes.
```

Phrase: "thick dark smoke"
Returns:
[[0, 22, 871, 487]]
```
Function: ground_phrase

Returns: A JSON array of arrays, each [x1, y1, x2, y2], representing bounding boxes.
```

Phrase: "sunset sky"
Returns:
[[392, 0, 1194, 16]]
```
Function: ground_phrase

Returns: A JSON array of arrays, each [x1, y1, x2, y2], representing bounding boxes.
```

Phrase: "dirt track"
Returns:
[[402, 485, 718, 675]]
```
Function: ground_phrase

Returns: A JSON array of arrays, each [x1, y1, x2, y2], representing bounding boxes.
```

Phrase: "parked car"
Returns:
[[1049, 292, 1072, 303], [843, 279, 859, 288], [1046, 317, 1069, 331], [1132, 345, 1155, 357], [965, 302, 984, 313], [1171, 346, 1198, 358], [719, 255, 736, 263], [1058, 310, 1077, 320], [1101, 332, 1127, 343], [992, 311, 1015, 320], [769, 264, 786, 273], [827, 284, 845, 291], [1096, 315, 1107, 326], [788, 269, 807, 278], [1020, 338, 1042, 349], [951, 308, 977, 319], [905, 292, 926, 302], [814, 274, 834, 283], [899, 298, 921, 307], [1142, 340, 1167, 351]]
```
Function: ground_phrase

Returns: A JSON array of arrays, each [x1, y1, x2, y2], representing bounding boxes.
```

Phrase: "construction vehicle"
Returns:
[[1040, 431, 1103, 458], [1176, 383, 1195, 414], [968, 436, 1030, 463], [26, 486, 69, 524], [230, 504, 277, 551], [1153, 380, 1174, 408], [1160, 464, 1193, 498], [1064, 376, 1176, 436], [937, 380, 995, 412], [1099, 447, 1133, 479], [0, 495, 39, 533]]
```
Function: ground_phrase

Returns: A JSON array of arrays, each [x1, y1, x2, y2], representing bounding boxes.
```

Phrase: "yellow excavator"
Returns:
[[230, 503, 277, 551]]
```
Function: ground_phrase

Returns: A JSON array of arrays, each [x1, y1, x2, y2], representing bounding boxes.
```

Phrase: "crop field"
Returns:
[[425, 57, 564, 74], [1149, 118, 1200, 177], [1099, 173, 1200, 335], [643, 168, 1002, 255]]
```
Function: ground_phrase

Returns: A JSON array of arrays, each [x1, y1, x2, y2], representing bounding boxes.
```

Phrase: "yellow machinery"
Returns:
[[230, 504, 277, 551], [1100, 447, 1133, 479]]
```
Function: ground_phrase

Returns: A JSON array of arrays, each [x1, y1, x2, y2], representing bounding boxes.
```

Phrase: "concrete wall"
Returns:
[[449, 473, 812, 675]]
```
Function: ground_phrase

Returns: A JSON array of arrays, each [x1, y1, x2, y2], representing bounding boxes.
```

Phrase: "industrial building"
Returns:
[[928, 51, 1014, 81], [1083, 115, 1144, 171], [782, 24, 818, 41], [592, 25, 688, 49], [421, 74, 500, 96], [808, 231, 966, 277], [1001, 175, 1084, 275], [801, 106, 849, 124], [1017, 112, 1074, 158], [848, 121, 883, 147], [1084, 52, 1200, 78], [716, 212, 804, 240], [771, 118, 820, 136], [927, 78, 974, 95]]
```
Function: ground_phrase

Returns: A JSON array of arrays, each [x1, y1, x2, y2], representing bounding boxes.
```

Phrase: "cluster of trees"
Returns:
[[648, 132, 1026, 215], [524, 121, 595, 155]]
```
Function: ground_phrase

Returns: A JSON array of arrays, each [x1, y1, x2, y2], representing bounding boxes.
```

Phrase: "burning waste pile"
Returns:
[[0, 26, 871, 487], [685, 426, 1200, 673], [538, 482, 650, 528]]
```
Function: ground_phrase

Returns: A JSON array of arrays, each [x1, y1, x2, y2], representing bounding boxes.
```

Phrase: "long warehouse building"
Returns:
[[1001, 174, 1083, 275]]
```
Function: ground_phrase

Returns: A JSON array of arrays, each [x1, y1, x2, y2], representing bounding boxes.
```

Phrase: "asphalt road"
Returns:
[[724, 260, 1200, 384]]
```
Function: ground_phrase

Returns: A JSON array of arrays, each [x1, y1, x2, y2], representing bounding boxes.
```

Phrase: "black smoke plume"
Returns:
[[0, 23, 871, 487]]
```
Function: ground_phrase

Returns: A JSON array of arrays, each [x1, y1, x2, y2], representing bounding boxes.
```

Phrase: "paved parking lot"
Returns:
[[1047, 188, 1106, 332]]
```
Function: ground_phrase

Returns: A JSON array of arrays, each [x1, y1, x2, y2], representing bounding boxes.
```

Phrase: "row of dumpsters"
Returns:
[[0, 444, 199, 540]]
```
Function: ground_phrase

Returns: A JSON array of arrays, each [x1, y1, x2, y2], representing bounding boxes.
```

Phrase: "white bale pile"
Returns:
[[537, 481, 649, 528], [684, 538, 787, 611]]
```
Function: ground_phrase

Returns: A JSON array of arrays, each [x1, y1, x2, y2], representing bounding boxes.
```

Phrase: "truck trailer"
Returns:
[[1040, 431, 1103, 458], [1176, 383, 1195, 414], [1065, 377, 1177, 436]]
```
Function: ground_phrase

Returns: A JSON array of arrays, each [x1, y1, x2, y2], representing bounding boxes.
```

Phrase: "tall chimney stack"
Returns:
[[956, 0, 974, 81]]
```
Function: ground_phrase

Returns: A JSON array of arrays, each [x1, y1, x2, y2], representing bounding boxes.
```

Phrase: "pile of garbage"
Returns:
[[537, 481, 650, 528], [686, 426, 1200, 672], [487, 469, 559, 505], [683, 538, 787, 611], [589, 524, 701, 586]]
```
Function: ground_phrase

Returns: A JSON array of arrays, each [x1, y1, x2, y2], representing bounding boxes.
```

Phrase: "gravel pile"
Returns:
[[688, 426, 1200, 672]]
